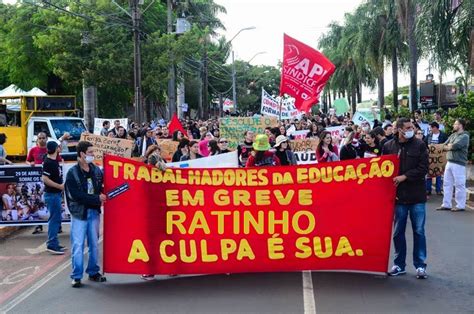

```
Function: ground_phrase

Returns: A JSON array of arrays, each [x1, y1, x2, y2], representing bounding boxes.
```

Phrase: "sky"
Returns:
[[214, 0, 458, 100]]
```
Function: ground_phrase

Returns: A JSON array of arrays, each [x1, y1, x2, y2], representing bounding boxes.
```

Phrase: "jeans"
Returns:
[[45, 192, 63, 249], [426, 176, 442, 193], [70, 209, 100, 280], [442, 162, 467, 209], [393, 203, 427, 270]]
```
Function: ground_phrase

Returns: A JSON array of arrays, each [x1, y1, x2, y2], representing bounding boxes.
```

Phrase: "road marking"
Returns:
[[302, 271, 316, 314], [25, 243, 46, 255], [1, 236, 103, 314]]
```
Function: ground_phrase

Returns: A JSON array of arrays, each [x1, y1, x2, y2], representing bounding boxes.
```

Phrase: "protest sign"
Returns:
[[333, 98, 350, 116], [294, 151, 317, 165], [0, 165, 71, 226], [219, 117, 278, 150], [325, 126, 345, 138], [260, 89, 303, 120], [289, 139, 319, 152], [290, 130, 308, 140], [80, 133, 134, 162], [93, 118, 128, 135], [103, 154, 399, 275], [157, 139, 179, 162], [428, 144, 447, 177], [167, 151, 238, 169], [352, 112, 374, 128]]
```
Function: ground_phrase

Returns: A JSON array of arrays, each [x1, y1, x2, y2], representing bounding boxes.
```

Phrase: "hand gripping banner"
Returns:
[[103, 155, 399, 275], [280, 34, 335, 112]]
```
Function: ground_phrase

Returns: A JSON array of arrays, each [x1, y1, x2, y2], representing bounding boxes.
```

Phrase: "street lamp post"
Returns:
[[229, 26, 256, 113], [248, 51, 267, 64]]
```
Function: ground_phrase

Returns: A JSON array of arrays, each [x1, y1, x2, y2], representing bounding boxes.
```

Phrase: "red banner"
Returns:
[[280, 34, 335, 112], [103, 155, 399, 275]]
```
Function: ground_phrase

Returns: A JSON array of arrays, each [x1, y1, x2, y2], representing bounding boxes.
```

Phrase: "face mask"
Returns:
[[404, 130, 414, 139], [85, 155, 95, 164]]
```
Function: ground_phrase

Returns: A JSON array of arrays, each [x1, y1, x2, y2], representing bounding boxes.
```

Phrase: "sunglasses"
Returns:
[[219, 141, 228, 144]]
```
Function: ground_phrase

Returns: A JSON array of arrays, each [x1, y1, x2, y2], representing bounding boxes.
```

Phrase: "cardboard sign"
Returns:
[[80, 133, 134, 161], [219, 117, 278, 150], [156, 139, 179, 162], [289, 139, 319, 152], [428, 144, 447, 177]]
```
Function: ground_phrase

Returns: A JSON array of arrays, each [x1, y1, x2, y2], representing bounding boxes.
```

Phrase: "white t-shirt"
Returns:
[[431, 133, 440, 144], [2, 194, 15, 210]]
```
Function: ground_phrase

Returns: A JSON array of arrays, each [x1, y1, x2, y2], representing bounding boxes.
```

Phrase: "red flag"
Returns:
[[168, 113, 186, 136], [280, 34, 335, 112]]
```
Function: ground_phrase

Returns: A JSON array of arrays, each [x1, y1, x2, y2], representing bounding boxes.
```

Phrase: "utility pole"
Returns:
[[167, 0, 176, 120], [232, 50, 237, 112], [203, 38, 209, 119], [131, 0, 143, 124]]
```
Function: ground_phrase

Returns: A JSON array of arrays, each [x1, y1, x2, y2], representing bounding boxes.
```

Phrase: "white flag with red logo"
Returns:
[[280, 34, 335, 112]]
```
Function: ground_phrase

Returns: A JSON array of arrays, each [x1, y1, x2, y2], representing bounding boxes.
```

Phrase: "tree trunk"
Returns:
[[328, 89, 332, 106], [407, 0, 418, 111], [83, 83, 97, 132], [377, 72, 384, 109], [438, 73, 442, 108], [357, 82, 362, 103], [351, 88, 357, 112], [392, 47, 398, 111]]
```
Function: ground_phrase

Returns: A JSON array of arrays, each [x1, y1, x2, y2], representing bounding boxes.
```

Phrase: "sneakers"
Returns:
[[71, 279, 82, 288], [32, 226, 43, 234], [416, 267, 428, 279], [387, 265, 406, 276], [141, 274, 155, 281], [451, 207, 465, 212], [89, 273, 107, 282], [58, 245, 67, 251], [47, 247, 65, 255], [436, 206, 451, 211]]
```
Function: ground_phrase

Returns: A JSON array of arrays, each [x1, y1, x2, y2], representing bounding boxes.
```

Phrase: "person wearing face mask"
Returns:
[[382, 118, 429, 279], [339, 132, 363, 160], [65, 141, 107, 288]]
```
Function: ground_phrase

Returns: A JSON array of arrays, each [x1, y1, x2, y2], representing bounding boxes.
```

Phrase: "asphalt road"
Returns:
[[1, 194, 473, 314]]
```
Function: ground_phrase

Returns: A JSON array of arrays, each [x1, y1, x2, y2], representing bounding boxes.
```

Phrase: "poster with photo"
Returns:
[[0, 165, 71, 226]]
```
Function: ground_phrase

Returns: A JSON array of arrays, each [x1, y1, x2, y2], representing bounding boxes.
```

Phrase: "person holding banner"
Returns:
[[65, 141, 107, 288], [382, 118, 429, 279], [316, 131, 339, 163], [145, 145, 167, 171], [172, 138, 190, 162], [246, 134, 280, 167], [273, 135, 297, 166], [208, 140, 220, 156]]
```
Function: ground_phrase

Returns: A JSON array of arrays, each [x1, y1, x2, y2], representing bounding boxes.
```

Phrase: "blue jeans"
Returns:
[[45, 192, 63, 249], [393, 203, 427, 270], [70, 209, 100, 280], [426, 176, 442, 193]]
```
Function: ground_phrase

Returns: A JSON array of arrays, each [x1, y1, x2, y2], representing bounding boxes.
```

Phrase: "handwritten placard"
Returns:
[[219, 117, 278, 150], [80, 133, 134, 161], [289, 139, 319, 152], [428, 144, 447, 177]]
